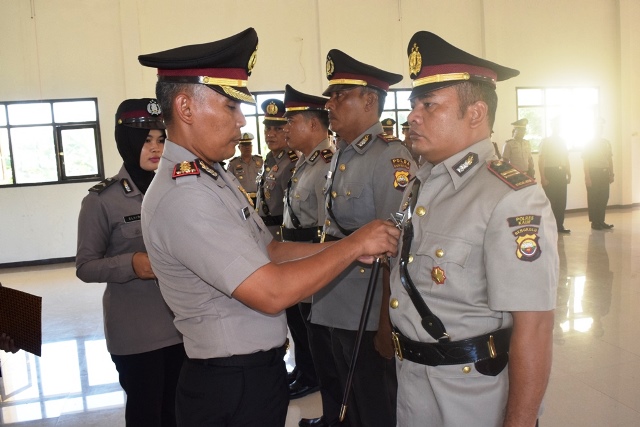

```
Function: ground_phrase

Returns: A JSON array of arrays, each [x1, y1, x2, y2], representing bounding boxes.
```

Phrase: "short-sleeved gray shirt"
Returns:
[[142, 140, 286, 359]]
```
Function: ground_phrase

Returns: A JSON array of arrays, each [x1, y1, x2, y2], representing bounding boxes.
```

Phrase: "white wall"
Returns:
[[1, 0, 638, 264]]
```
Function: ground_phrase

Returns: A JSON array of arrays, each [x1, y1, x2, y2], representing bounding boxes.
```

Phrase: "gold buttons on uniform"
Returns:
[[408, 255, 414, 263], [462, 366, 471, 374], [325, 219, 331, 226], [293, 178, 298, 183], [436, 249, 444, 258], [295, 194, 300, 199], [339, 164, 346, 171], [390, 298, 399, 309], [416, 206, 426, 217], [331, 191, 337, 198], [346, 191, 351, 196], [359, 268, 365, 274], [266, 167, 271, 172]]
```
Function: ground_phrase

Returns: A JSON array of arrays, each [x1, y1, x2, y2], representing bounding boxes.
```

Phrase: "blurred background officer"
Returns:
[[138, 28, 401, 427], [381, 117, 396, 136], [281, 84, 338, 427], [256, 99, 298, 240], [314, 49, 416, 427], [502, 118, 535, 177], [76, 98, 184, 427], [400, 120, 422, 166], [539, 116, 572, 233], [390, 31, 557, 427], [583, 118, 614, 230], [228, 132, 262, 206]]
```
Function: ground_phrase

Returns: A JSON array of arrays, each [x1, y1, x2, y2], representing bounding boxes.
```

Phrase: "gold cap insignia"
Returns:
[[266, 101, 279, 116], [326, 56, 335, 78], [409, 43, 422, 78], [248, 44, 258, 75]]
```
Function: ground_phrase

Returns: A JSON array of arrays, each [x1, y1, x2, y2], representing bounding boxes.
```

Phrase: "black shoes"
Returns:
[[558, 227, 571, 234], [289, 378, 320, 399], [592, 222, 614, 230], [299, 417, 337, 427]]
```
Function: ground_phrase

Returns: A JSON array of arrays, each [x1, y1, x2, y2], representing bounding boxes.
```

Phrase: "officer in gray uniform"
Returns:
[[137, 28, 401, 427], [502, 118, 535, 177], [227, 132, 262, 206], [280, 84, 338, 427], [583, 118, 614, 230], [381, 117, 396, 136], [389, 31, 558, 427], [76, 98, 184, 427], [313, 49, 416, 427], [256, 98, 298, 240]]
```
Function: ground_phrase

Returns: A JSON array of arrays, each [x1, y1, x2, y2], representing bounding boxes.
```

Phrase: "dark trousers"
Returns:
[[306, 321, 342, 424], [587, 168, 610, 224], [176, 348, 289, 427], [286, 302, 318, 385], [110, 343, 185, 427], [543, 166, 568, 230], [330, 328, 397, 427]]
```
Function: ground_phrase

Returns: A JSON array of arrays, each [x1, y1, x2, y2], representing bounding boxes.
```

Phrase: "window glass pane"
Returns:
[[240, 102, 257, 116], [517, 88, 543, 106], [383, 93, 396, 110], [0, 128, 12, 184], [60, 128, 98, 176], [53, 101, 96, 123], [11, 126, 57, 183], [545, 88, 570, 106], [517, 107, 544, 151], [8, 103, 52, 125], [0, 105, 6, 126], [396, 91, 412, 110]]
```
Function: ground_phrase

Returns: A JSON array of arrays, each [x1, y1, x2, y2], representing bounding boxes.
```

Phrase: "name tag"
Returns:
[[124, 214, 141, 223], [241, 207, 250, 220]]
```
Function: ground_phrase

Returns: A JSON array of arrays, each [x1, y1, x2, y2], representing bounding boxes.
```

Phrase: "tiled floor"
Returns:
[[1, 207, 639, 426]]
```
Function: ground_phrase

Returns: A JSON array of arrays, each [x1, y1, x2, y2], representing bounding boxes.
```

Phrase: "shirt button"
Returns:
[[331, 191, 337, 198], [416, 206, 426, 216], [325, 220, 331, 226], [359, 268, 365, 274], [408, 255, 414, 263], [339, 164, 346, 171], [346, 190, 351, 196], [295, 194, 300, 199], [462, 366, 471, 374], [293, 178, 298, 183], [390, 298, 399, 309], [436, 249, 444, 258]]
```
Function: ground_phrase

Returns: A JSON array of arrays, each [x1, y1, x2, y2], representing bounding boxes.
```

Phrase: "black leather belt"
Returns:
[[281, 226, 322, 242], [188, 345, 286, 367], [321, 234, 342, 242], [260, 215, 283, 227], [392, 328, 512, 366]]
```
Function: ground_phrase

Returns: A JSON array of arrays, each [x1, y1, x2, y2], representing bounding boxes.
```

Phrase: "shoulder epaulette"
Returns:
[[253, 154, 263, 160], [378, 133, 402, 144], [173, 161, 200, 179], [229, 156, 240, 162], [288, 150, 299, 162], [320, 149, 334, 163], [487, 160, 536, 190], [88, 177, 117, 193]]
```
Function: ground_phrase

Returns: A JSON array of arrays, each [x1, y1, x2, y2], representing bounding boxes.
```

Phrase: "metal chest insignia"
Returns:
[[431, 266, 446, 284], [173, 161, 200, 179], [238, 185, 255, 208], [513, 227, 542, 261], [121, 179, 133, 194]]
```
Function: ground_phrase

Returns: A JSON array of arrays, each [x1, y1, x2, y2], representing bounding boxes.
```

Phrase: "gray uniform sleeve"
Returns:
[[76, 193, 137, 284]]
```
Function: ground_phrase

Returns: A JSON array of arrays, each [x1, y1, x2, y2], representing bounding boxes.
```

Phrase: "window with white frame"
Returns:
[[516, 87, 600, 152], [0, 98, 103, 187]]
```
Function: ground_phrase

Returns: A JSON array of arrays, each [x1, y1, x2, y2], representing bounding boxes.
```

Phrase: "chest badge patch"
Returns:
[[392, 158, 411, 191], [431, 266, 446, 285], [452, 152, 479, 177], [513, 227, 541, 261]]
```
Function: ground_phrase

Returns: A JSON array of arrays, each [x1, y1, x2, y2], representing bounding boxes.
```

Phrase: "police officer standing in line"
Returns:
[[390, 31, 557, 427], [583, 118, 614, 230], [280, 84, 339, 427], [138, 28, 401, 427], [381, 117, 396, 136], [539, 116, 572, 233], [503, 118, 535, 177], [401, 120, 422, 166], [256, 99, 298, 240], [313, 49, 416, 427], [227, 132, 262, 207]]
